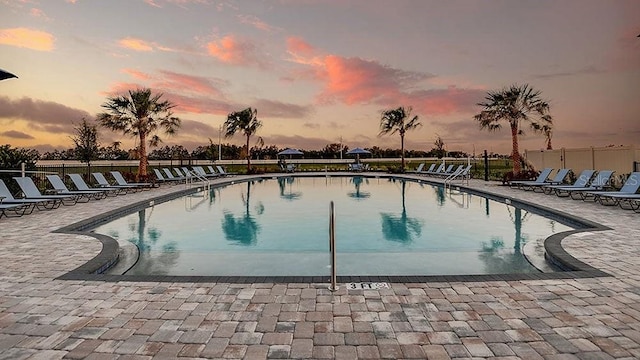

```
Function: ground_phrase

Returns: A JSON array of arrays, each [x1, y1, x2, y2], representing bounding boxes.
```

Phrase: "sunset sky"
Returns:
[[1, 0, 639, 155]]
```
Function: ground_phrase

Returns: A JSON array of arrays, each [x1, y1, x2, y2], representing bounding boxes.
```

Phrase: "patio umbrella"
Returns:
[[346, 147, 371, 161], [0, 68, 18, 81], [277, 148, 303, 156]]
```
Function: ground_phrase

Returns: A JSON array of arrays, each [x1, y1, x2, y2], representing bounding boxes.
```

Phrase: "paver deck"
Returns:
[[1, 173, 639, 359]]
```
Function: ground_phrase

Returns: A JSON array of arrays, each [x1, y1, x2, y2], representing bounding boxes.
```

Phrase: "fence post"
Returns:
[[484, 150, 489, 181]]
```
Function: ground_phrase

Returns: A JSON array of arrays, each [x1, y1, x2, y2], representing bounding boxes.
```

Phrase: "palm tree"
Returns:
[[97, 88, 180, 179], [474, 84, 552, 175], [224, 107, 262, 172], [542, 124, 553, 150], [379, 106, 422, 172]]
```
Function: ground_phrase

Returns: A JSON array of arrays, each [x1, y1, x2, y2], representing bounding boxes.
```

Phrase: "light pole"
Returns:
[[218, 125, 222, 161]]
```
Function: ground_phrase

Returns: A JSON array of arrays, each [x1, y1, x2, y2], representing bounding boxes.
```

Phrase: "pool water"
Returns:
[[93, 176, 573, 276]]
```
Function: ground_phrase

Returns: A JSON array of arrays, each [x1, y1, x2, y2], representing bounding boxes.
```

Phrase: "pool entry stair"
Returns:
[[329, 200, 338, 291]]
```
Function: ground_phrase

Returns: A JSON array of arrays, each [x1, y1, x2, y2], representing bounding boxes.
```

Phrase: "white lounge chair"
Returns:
[[516, 169, 571, 192], [110, 171, 153, 188], [13, 176, 78, 206], [552, 170, 614, 199], [0, 179, 48, 209], [585, 172, 640, 206], [46, 174, 105, 201], [541, 169, 596, 195], [68, 173, 124, 196], [509, 168, 554, 190], [216, 166, 231, 176], [93, 172, 139, 192]]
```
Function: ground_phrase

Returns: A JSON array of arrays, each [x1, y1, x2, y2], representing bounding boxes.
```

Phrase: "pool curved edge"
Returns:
[[54, 173, 613, 283]]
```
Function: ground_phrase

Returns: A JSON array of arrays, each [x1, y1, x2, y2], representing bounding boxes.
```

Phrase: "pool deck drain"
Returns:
[[1, 172, 639, 359]]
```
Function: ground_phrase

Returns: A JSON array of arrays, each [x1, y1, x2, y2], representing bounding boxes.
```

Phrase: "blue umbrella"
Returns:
[[0, 68, 17, 81], [346, 147, 371, 155], [277, 148, 303, 156]]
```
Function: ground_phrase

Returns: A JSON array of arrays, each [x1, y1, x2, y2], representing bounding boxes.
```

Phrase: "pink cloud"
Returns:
[[206, 35, 267, 68], [118, 37, 154, 52], [104, 69, 311, 118], [285, 36, 484, 116], [318, 55, 431, 105], [237, 14, 279, 32], [0, 27, 54, 51], [29, 8, 50, 20], [391, 86, 486, 117]]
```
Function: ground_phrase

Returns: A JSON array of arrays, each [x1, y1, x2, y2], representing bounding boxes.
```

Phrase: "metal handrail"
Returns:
[[444, 166, 471, 189], [185, 169, 210, 192], [329, 201, 337, 291]]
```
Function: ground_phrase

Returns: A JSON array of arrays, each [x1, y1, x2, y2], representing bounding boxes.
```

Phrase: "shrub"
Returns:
[[502, 169, 539, 185]]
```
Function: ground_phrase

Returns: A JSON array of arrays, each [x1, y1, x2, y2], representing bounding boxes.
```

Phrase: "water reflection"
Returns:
[[277, 177, 302, 201], [434, 185, 446, 206], [123, 208, 180, 275], [347, 176, 370, 200], [479, 207, 533, 273], [221, 181, 263, 246], [380, 179, 424, 243]]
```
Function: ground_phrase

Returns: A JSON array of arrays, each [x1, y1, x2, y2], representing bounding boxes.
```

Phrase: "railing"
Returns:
[[444, 166, 471, 190], [184, 169, 210, 193], [329, 201, 337, 291]]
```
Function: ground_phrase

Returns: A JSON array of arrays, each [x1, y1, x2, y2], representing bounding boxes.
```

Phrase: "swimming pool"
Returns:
[[93, 176, 574, 277]]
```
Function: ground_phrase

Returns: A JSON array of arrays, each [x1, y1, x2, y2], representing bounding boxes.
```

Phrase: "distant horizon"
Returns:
[[1, 1, 639, 154]]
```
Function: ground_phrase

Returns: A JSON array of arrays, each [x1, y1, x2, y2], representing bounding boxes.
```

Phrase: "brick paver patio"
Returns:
[[1, 173, 639, 359]]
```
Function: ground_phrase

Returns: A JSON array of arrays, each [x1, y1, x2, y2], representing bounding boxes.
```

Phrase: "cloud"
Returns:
[[253, 99, 312, 118], [264, 134, 333, 150], [0, 96, 91, 135], [117, 37, 182, 53], [29, 8, 51, 20], [285, 36, 482, 116], [0, 130, 34, 139], [0, 27, 54, 51], [532, 66, 605, 80], [108, 69, 311, 119], [237, 14, 280, 32], [393, 86, 487, 117], [206, 35, 268, 68], [157, 70, 229, 97], [318, 55, 432, 105]]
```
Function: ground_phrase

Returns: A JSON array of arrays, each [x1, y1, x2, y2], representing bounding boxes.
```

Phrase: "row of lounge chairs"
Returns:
[[510, 168, 640, 212], [0, 169, 180, 219], [153, 165, 229, 183], [0, 165, 233, 219], [410, 163, 472, 181]]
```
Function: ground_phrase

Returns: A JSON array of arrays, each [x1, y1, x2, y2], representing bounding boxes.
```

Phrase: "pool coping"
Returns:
[[54, 173, 612, 283]]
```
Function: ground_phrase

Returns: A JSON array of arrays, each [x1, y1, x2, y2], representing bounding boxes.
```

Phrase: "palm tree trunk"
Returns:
[[510, 124, 521, 174], [400, 134, 405, 172], [246, 135, 251, 171], [139, 132, 148, 179]]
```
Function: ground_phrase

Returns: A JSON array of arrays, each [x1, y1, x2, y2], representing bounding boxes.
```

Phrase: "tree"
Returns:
[[70, 118, 100, 176], [0, 144, 39, 194], [97, 88, 181, 178], [379, 106, 422, 172], [474, 84, 552, 174], [434, 135, 445, 159], [224, 107, 262, 172], [542, 124, 553, 150]]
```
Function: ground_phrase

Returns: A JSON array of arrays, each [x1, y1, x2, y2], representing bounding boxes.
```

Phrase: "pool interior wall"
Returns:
[[54, 173, 612, 283]]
